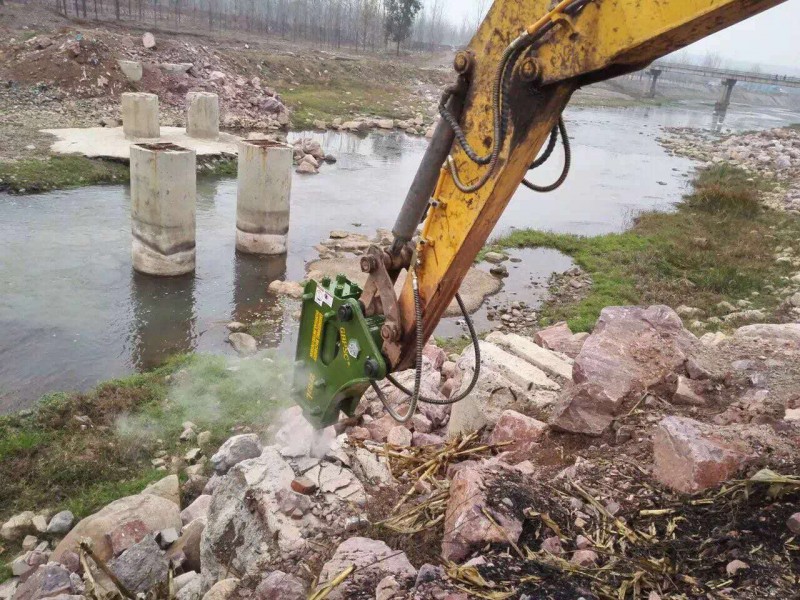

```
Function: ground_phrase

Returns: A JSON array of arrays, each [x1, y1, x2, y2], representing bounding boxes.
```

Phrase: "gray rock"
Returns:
[[157, 527, 179, 548], [254, 571, 306, 600], [228, 332, 257, 356], [116, 60, 143, 82], [45, 512, 74, 536], [142, 32, 156, 49], [176, 574, 208, 600], [173, 572, 199, 593], [0, 578, 18, 600], [1, 512, 35, 541], [210, 434, 262, 475], [109, 535, 169, 594], [11, 563, 74, 600], [181, 495, 212, 525], [316, 538, 416, 600], [201, 579, 238, 600]]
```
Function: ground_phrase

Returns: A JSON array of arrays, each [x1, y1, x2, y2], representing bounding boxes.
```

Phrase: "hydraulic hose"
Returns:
[[522, 116, 571, 193]]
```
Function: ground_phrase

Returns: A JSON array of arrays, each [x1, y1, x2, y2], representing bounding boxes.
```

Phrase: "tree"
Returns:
[[384, 0, 421, 56]]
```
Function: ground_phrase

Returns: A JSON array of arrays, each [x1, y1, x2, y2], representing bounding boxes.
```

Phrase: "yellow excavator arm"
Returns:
[[293, 0, 786, 429]]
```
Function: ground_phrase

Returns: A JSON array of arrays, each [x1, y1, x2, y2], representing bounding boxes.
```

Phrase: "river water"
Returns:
[[0, 104, 795, 412]]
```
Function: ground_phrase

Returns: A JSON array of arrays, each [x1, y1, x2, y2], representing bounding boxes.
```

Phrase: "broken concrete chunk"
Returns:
[[549, 383, 617, 436]]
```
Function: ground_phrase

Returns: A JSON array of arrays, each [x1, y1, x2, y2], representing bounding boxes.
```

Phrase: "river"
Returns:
[[0, 103, 795, 412]]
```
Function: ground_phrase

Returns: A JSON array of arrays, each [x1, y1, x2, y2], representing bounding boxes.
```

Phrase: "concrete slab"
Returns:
[[485, 332, 574, 381], [42, 126, 241, 160]]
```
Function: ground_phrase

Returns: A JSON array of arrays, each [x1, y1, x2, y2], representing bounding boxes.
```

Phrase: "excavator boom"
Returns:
[[294, 0, 786, 428]]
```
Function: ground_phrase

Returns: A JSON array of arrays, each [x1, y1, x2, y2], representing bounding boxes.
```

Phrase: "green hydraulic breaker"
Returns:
[[293, 274, 388, 429]]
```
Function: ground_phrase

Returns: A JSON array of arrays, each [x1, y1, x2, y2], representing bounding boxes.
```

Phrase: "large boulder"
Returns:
[[551, 305, 698, 435], [533, 322, 588, 359], [200, 446, 365, 584], [254, 571, 306, 600], [181, 495, 212, 525], [166, 518, 205, 572], [653, 417, 752, 493], [315, 538, 416, 600], [142, 474, 181, 506], [442, 461, 527, 562], [52, 494, 181, 564]]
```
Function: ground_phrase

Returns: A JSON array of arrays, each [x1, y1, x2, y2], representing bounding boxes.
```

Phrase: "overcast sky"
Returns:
[[438, 0, 800, 74]]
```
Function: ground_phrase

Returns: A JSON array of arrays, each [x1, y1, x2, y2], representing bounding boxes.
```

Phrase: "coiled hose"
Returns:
[[522, 116, 571, 193]]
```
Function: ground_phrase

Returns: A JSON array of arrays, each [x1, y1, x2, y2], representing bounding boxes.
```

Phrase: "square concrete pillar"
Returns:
[[122, 92, 160, 139], [186, 92, 219, 139], [236, 140, 293, 255], [131, 143, 196, 276]]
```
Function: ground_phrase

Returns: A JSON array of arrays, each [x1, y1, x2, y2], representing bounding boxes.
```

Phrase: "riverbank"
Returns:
[[484, 162, 800, 334]]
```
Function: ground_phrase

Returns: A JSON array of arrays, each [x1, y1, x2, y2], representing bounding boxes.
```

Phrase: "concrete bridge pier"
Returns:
[[187, 92, 220, 140], [122, 93, 160, 139], [646, 68, 662, 98], [131, 143, 197, 276], [236, 140, 293, 255], [714, 78, 738, 115]]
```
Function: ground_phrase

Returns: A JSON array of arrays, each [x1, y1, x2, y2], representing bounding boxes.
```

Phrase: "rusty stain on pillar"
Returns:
[[236, 140, 293, 255], [131, 143, 196, 276]]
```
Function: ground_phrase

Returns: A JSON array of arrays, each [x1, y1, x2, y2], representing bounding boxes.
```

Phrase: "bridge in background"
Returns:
[[645, 61, 800, 114]]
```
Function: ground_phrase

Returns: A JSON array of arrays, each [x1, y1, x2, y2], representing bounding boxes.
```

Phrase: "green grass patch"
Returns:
[[0, 351, 291, 523], [487, 163, 800, 332], [0, 156, 129, 194]]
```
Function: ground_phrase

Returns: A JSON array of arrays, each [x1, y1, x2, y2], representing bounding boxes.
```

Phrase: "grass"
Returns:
[[0, 155, 238, 195], [0, 352, 291, 527], [485, 163, 800, 332]]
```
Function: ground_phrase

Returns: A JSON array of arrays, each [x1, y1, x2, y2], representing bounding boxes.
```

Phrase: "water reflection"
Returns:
[[129, 271, 198, 371], [233, 253, 288, 347]]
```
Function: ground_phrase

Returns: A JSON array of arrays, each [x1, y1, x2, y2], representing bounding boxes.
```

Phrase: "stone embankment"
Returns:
[[3, 304, 799, 598], [660, 125, 800, 213]]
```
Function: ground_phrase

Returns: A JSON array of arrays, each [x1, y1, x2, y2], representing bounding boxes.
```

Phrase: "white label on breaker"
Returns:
[[315, 287, 334, 307]]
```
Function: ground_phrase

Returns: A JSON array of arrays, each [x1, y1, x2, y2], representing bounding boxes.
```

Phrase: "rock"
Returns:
[[143, 474, 181, 506], [442, 462, 524, 562], [486, 332, 573, 380], [11, 551, 47, 579], [300, 154, 319, 168], [490, 264, 509, 277], [670, 375, 707, 406], [533, 322, 587, 359], [253, 571, 306, 600], [208, 70, 226, 82], [734, 323, 800, 348], [200, 447, 364, 583], [116, 59, 143, 82], [11, 563, 74, 600], [181, 495, 212, 525], [484, 251, 507, 264], [700, 332, 728, 347], [653, 417, 751, 493], [226, 321, 246, 332], [210, 434, 262, 475], [166, 518, 205, 572], [228, 332, 257, 356], [202, 579, 239, 600], [573, 305, 696, 411], [45, 512, 74, 536], [387, 426, 413, 447], [1, 512, 35, 541], [726, 560, 749, 576], [107, 519, 151, 557], [676, 305, 704, 319], [422, 344, 447, 370], [488, 410, 547, 463], [376, 119, 395, 130], [274, 406, 335, 457], [22, 536, 39, 552], [296, 161, 318, 175], [540, 536, 563, 556], [290, 476, 317, 495], [29, 516, 46, 536], [142, 32, 156, 49], [412, 432, 445, 446], [549, 383, 617, 436], [157, 527, 179, 548], [316, 538, 416, 600], [197, 431, 213, 447], [53, 494, 181, 564], [575, 535, 592, 550], [312, 120, 327, 130], [571, 549, 599, 567], [109, 535, 168, 593], [351, 447, 393, 485], [0, 579, 18, 600], [787, 513, 800, 534], [176, 575, 207, 600], [267, 280, 304, 299], [174, 572, 199, 593]]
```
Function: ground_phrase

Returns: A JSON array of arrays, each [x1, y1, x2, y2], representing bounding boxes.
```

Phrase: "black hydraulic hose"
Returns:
[[384, 293, 481, 407], [530, 123, 559, 169], [522, 116, 571, 193]]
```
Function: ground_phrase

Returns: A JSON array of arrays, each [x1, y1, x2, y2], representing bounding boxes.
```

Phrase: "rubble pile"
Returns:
[[660, 125, 800, 213], [2, 307, 799, 599]]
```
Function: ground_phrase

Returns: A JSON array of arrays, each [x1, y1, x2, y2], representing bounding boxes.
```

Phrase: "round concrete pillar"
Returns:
[[122, 92, 160, 139], [130, 143, 196, 276], [236, 140, 293, 255], [186, 92, 220, 140]]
